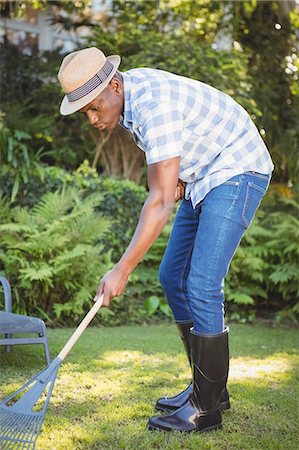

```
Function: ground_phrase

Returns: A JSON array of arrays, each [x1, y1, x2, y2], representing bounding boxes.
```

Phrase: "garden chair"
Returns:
[[0, 275, 51, 365]]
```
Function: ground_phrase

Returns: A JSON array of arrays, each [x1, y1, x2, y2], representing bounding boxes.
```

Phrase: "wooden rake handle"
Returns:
[[57, 294, 104, 362]]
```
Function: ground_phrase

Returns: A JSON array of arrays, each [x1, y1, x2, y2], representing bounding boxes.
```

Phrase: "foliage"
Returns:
[[0, 0, 90, 19], [144, 295, 172, 317], [90, 4, 260, 117], [263, 198, 299, 319], [0, 1, 298, 327], [94, 175, 147, 261], [226, 196, 299, 324], [229, 0, 299, 186], [128, 40, 258, 117], [0, 188, 112, 323], [0, 160, 146, 256], [93, 176, 299, 325], [1, 162, 298, 325], [0, 162, 170, 324], [109, 0, 225, 44], [68, 164, 172, 324], [0, 161, 170, 324], [2, 1, 298, 186], [88, 0, 299, 186], [0, 113, 47, 202], [120, 220, 173, 324], [0, 44, 93, 168]]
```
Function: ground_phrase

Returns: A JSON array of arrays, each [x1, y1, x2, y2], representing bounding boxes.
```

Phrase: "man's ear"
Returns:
[[110, 77, 122, 95]]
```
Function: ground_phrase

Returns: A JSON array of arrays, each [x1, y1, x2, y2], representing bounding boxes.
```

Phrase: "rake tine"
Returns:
[[17, 414, 35, 447]]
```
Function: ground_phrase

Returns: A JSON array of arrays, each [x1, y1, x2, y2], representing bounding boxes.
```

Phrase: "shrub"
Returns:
[[1, 163, 298, 325], [0, 162, 172, 325], [226, 197, 299, 324], [1, 161, 147, 260], [0, 188, 111, 323], [0, 113, 47, 202]]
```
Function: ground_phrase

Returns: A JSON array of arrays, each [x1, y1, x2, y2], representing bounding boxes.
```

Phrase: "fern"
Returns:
[[226, 197, 299, 321], [20, 265, 54, 282], [227, 292, 255, 305], [269, 265, 298, 285], [0, 187, 111, 323]]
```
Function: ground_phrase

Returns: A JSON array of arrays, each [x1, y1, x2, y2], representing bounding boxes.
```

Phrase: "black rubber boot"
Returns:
[[155, 323, 230, 413], [148, 327, 229, 433]]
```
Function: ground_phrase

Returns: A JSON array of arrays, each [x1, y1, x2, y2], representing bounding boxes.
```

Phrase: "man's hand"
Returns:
[[94, 265, 129, 306], [175, 179, 186, 202]]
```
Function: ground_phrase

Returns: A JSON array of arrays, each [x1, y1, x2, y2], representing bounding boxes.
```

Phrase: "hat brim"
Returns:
[[59, 55, 121, 116]]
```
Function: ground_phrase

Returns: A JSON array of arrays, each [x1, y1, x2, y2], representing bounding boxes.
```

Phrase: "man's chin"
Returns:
[[106, 122, 117, 131]]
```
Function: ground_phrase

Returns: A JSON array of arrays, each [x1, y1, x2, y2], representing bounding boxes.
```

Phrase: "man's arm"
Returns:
[[96, 156, 180, 306]]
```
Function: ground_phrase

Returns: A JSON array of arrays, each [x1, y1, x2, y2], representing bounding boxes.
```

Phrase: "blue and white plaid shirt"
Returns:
[[119, 68, 274, 207]]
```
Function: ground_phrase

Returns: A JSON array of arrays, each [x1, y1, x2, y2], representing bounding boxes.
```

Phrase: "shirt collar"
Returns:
[[118, 72, 133, 129]]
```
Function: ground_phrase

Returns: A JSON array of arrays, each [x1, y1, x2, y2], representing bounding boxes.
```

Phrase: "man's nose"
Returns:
[[86, 111, 98, 126]]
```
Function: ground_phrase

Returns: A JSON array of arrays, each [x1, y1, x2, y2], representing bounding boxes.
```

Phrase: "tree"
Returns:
[[228, 0, 299, 186]]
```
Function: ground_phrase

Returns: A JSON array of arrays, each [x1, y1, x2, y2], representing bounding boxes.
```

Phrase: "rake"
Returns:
[[0, 294, 104, 450]]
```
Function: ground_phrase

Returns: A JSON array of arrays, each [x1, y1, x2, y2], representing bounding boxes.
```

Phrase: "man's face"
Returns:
[[80, 77, 124, 132]]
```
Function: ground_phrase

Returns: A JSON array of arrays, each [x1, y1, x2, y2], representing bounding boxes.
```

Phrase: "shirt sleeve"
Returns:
[[138, 102, 183, 165]]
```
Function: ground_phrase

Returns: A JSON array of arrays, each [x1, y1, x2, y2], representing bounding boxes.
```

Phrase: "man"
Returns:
[[58, 47, 274, 433]]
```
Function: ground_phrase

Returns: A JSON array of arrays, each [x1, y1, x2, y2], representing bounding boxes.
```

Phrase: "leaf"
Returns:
[[7, 136, 13, 162], [159, 302, 172, 317], [145, 295, 160, 316], [0, 223, 33, 233], [11, 174, 20, 203], [21, 144, 30, 166], [20, 265, 53, 281], [15, 130, 31, 140], [99, 308, 115, 318], [269, 265, 299, 284], [34, 305, 54, 324], [228, 292, 255, 305]]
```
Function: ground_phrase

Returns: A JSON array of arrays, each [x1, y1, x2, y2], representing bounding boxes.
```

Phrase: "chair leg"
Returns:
[[39, 322, 51, 366], [5, 334, 13, 352], [44, 342, 51, 366]]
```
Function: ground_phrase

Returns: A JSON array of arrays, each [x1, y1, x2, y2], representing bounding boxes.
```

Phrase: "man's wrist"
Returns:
[[115, 260, 132, 278]]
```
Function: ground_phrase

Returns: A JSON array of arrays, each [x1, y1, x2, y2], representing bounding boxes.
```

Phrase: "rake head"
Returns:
[[0, 295, 104, 449], [0, 358, 61, 450], [0, 407, 43, 449]]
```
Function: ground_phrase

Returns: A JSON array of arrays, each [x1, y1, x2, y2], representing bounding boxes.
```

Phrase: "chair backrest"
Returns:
[[0, 276, 12, 313]]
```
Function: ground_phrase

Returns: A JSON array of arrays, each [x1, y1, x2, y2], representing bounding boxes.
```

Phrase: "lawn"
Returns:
[[0, 323, 298, 450]]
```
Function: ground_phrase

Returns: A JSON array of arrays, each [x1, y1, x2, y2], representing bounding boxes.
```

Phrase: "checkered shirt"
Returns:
[[119, 68, 274, 207]]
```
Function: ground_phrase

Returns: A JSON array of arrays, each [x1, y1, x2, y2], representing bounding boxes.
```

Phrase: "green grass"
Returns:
[[0, 323, 298, 450]]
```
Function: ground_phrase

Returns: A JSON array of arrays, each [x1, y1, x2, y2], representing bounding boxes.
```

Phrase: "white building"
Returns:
[[0, 0, 110, 54]]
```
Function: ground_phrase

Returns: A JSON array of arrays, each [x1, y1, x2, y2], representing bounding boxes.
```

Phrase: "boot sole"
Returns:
[[155, 400, 230, 414], [148, 422, 222, 433]]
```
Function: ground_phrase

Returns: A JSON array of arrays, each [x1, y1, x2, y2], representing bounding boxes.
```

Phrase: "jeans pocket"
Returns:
[[242, 182, 267, 228]]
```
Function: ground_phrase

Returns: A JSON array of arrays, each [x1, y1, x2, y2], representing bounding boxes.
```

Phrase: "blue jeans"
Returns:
[[159, 172, 271, 334]]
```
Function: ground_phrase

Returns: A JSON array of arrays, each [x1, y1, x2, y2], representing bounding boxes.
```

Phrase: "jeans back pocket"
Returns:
[[242, 182, 267, 228]]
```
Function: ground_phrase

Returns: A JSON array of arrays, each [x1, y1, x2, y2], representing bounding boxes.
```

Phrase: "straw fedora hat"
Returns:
[[58, 47, 121, 116]]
